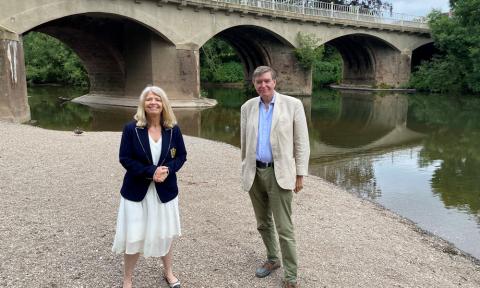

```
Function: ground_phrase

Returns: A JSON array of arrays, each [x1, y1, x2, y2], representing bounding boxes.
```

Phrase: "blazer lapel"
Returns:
[[136, 126, 153, 164], [158, 127, 171, 166], [270, 93, 281, 133], [252, 98, 259, 143]]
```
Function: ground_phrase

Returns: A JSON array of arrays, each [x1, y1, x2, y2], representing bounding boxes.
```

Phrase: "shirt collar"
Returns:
[[259, 91, 276, 106]]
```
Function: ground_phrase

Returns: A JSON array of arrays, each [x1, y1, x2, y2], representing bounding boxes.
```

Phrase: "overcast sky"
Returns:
[[391, 0, 450, 16]]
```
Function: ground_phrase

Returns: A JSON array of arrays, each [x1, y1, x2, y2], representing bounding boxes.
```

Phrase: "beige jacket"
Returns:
[[241, 92, 310, 191]]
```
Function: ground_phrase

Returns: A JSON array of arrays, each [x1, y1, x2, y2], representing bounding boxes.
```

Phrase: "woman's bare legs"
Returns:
[[162, 245, 178, 284], [123, 253, 140, 288]]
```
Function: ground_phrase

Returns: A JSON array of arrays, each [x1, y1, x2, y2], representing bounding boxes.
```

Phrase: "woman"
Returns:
[[112, 85, 187, 288]]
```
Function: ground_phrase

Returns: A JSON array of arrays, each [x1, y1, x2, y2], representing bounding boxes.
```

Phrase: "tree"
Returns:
[[23, 32, 89, 87], [409, 0, 480, 94], [199, 38, 243, 83]]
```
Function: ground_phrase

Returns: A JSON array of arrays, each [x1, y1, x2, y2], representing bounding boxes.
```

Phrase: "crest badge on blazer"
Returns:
[[170, 147, 176, 158]]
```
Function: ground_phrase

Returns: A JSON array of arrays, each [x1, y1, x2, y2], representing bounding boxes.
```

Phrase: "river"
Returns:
[[27, 85, 480, 260]]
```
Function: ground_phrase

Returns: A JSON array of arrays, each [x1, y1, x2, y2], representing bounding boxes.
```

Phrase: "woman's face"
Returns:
[[144, 91, 163, 117]]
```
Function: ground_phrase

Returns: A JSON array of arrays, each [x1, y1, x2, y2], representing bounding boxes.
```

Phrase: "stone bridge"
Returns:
[[0, 0, 432, 122]]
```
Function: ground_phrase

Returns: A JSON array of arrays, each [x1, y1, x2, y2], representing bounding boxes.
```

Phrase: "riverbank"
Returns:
[[0, 121, 479, 287]]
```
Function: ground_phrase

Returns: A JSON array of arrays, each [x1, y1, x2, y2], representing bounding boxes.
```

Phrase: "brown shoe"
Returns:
[[283, 280, 299, 288], [255, 259, 281, 278]]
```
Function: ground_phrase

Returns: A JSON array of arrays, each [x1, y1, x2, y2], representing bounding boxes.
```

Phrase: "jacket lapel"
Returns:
[[252, 98, 259, 143], [270, 93, 281, 133], [136, 126, 153, 164], [158, 127, 171, 166]]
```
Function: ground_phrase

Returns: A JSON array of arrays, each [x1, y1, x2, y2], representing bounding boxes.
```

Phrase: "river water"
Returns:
[[28, 85, 480, 259]]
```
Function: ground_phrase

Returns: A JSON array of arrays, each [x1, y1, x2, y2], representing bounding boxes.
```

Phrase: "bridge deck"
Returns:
[[161, 0, 429, 32]]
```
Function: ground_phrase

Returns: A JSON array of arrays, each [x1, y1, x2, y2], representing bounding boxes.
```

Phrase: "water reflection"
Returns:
[[27, 86, 480, 259], [309, 91, 425, 199], [28, 86, 91, 130], [310, 91, 480, 258], [408, 94, 480, 217]]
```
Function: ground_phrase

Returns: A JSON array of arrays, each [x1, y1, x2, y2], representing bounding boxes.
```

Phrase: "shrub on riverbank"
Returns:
[[409, 0, 480, 95]]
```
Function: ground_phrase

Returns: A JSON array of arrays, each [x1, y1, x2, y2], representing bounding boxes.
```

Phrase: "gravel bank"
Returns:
[[0, 121, 479, 288]]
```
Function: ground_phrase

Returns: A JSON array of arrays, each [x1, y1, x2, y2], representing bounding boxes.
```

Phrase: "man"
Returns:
[[241, 66, 310, 288]]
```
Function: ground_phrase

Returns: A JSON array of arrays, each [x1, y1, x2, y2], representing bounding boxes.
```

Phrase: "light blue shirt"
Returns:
[[256, 93, 276, 163]]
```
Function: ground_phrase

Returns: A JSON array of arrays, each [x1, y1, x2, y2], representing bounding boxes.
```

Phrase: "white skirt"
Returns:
[[112, 182, 181, 257]]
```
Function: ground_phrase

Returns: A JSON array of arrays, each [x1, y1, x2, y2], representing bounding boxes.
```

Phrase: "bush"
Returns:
[[409, 56, 465, 93], [294, 32, 323, 69], [312, 46, 342, 87], [212, 62, 244, 83]]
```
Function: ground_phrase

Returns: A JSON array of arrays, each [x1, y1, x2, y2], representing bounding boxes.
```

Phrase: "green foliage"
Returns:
[[294, 32, 323, 69], [23, 32, 89, 88], [295, 33, 342, 87], [211, 62, 244, 83], [312, 46, 343, 87], [409, 1, 480, 94], [409, 56, 465, 93], [200, 38, 243, 83]]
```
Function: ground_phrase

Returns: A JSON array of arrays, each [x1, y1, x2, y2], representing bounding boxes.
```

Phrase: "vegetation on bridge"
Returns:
[[409, 0, 480, 95]]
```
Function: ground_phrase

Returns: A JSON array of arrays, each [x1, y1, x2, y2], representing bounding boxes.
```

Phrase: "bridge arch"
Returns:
[[411, 41, 436, 71], [323, 33, 408, 86], [202, 25, 295, 83], [23, 13, 179, 97], [2, 0, 181, 43]]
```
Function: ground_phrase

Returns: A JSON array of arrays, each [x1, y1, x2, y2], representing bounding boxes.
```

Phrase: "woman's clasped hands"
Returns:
[[153, 166, 169, 183]]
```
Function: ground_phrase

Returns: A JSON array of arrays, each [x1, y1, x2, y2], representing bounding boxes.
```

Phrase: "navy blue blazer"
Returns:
[[119, 121, 187, 203]]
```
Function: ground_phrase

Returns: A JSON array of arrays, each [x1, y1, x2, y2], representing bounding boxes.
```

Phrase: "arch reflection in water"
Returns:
[[309, 90, 425, 199]]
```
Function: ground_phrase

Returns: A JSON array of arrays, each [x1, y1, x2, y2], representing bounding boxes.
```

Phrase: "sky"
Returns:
[[390, 0, 450, 16]]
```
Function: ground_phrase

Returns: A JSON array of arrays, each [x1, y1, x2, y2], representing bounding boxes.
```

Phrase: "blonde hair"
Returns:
[[134, 86, 177, 128]]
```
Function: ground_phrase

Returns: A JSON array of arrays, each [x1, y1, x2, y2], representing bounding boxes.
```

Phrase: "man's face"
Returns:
[[253, 71, 276, 99]]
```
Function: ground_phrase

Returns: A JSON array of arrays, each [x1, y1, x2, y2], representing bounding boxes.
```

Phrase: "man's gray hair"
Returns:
[[252, 66, 277, 81]]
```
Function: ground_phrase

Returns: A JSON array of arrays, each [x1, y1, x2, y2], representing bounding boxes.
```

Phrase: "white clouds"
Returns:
[[391, 0, 450, 16]]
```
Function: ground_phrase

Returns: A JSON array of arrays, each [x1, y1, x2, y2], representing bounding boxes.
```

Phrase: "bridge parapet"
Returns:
[[157, 0, 429, 32]]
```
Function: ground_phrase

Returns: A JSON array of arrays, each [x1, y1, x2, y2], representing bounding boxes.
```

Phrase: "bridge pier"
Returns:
[[122, 24, 200, 100], [270, 45, 312, 96], [0, 29, 30, 122], [74, 21, 203, 106], [373, 49, 412, 87]]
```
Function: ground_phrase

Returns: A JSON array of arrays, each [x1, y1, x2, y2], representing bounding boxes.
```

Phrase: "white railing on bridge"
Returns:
[[197, 0, 428, 29]]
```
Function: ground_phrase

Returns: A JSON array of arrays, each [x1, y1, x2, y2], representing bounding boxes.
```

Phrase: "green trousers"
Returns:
[[248, 166, 297, 283]]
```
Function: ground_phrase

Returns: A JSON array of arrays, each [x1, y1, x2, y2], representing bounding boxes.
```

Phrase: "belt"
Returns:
[[256, 160, 274, 168]]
